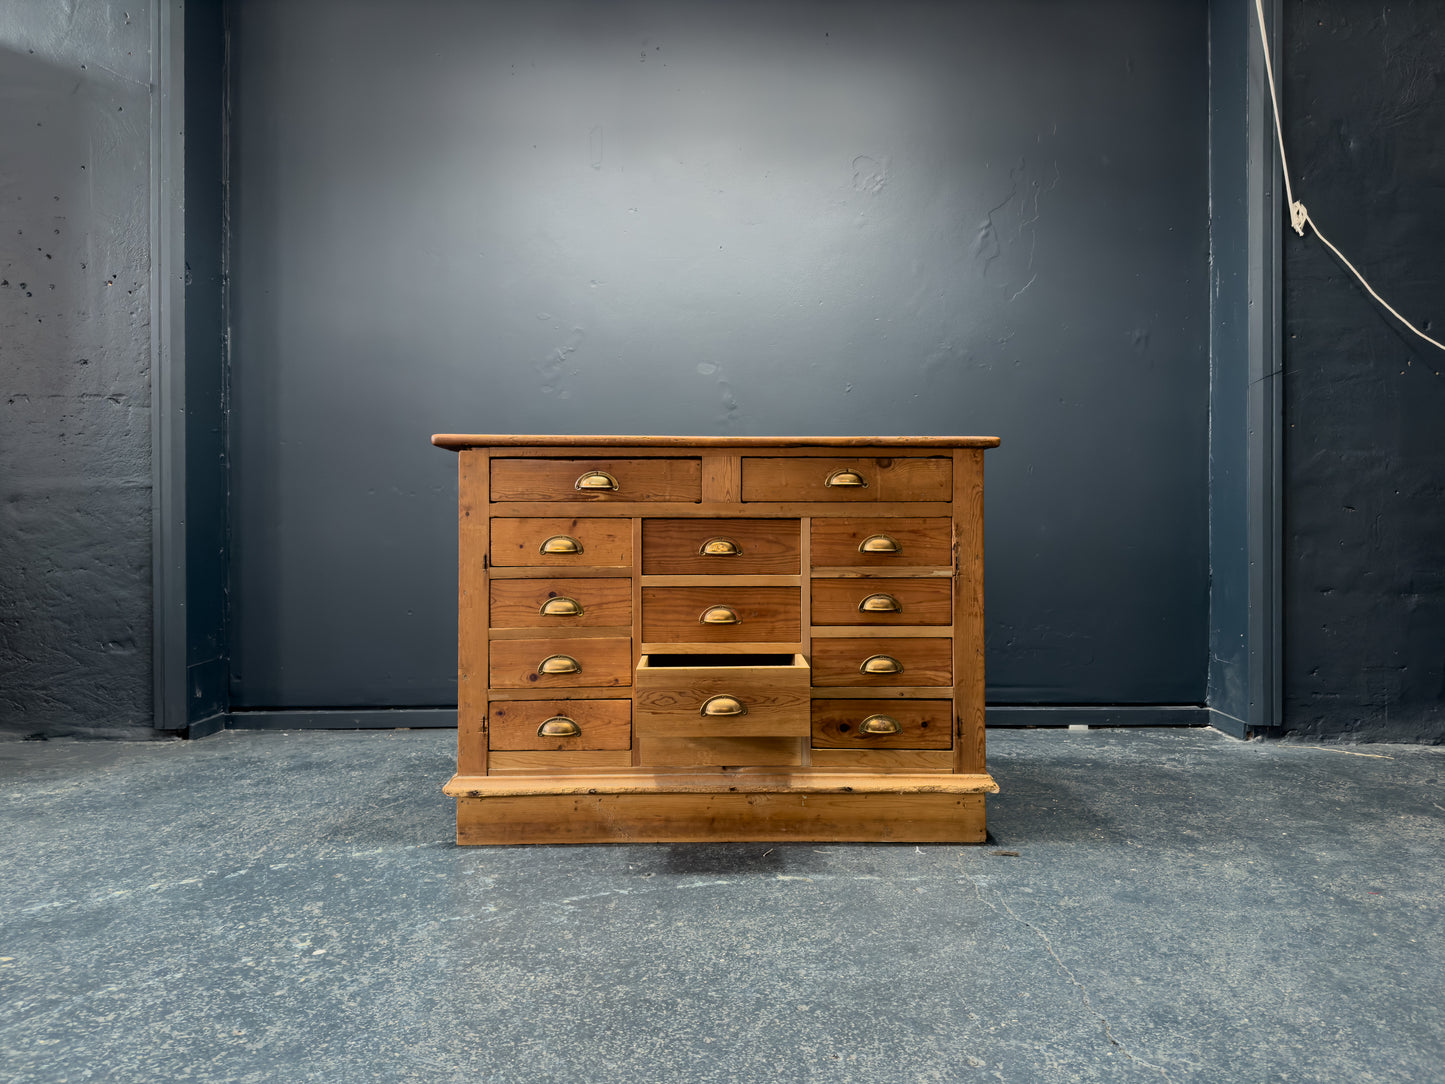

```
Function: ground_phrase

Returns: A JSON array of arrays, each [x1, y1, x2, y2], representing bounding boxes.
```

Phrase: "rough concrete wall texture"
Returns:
[[1282, 1, 1445, 742], [0, 4, 154, 738]]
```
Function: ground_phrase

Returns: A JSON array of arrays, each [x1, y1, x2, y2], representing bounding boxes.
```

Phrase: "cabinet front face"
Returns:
[[445, 438, 995, 843]]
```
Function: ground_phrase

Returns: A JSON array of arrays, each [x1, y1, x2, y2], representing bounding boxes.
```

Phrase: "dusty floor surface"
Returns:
[[1, 726, 1441, 1082]]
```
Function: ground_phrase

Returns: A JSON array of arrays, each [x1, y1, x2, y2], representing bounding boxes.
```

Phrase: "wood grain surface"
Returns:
[[811, 699, 954, 749], [642, 517, 800, 575], [489, 578, 632, 629], [490, 457, 702, 502], [741, 457, 952, 502], [490, 517, 631, 567], [810, 579, 952, 626]]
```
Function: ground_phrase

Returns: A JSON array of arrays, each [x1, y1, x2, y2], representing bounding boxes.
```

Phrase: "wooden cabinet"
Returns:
[[434, 435, 1000, 844]]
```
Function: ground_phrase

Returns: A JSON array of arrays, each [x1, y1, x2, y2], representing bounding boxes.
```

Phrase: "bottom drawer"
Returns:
[[811, 699, 953, 749], [489, 699, 631, 751]]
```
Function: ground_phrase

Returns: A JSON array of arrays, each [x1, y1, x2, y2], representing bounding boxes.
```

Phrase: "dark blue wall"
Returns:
[[226, 0, 1212, 712], [1281, 0, 1445, 742]]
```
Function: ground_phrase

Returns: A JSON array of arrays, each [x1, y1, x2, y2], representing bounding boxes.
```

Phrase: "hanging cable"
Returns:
[[1252, 0, 1445, 358]]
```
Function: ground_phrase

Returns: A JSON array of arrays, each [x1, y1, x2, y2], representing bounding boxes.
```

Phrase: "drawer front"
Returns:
[[637, 736, 804, 768], [491, 458, 702, 502], [740, 456, 952, 502], [811, 699, 953, 749], [635, 653, 810, 737], [809, 637, 953, 687], [642, 518, 800, 575], [810, 517, 952, 567], [489, 698, 632, 751], [490, 518, 631, 567], [489, 637, 632, 689], [810, 579, 952, 626], [489, 578, 631, 629], [642, 587, 801, 643]]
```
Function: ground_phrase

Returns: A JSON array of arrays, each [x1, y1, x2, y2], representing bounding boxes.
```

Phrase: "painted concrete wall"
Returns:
[[226, 0, 1212, 711], [0, 3, 155, 738], [1281, 1, 1445, 743]]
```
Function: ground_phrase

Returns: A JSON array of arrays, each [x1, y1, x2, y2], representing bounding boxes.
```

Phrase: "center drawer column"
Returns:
[[636, 454, 807, 766]]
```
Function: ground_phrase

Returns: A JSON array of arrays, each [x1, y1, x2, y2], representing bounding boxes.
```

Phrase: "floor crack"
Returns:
[[960, 860, 1178, 1083]]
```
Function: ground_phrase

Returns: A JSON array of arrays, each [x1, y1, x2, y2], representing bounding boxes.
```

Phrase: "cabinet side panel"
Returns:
[[459, 449, 490, 774], [953, 449, 986, 773]]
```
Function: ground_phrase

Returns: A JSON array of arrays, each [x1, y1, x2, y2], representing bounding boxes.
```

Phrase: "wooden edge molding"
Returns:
[[432, 434, 1002, 451], [443, 771, 999, 798]]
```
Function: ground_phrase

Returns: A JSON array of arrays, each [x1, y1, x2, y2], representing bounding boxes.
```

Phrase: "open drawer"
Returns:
[[634, 653, 811, 738]]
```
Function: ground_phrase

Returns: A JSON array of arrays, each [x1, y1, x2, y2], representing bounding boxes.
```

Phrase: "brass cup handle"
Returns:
[[860, 654, 904, 675], [537, 654, 582, 675], [858, 593, 903, 613], [575, 470, 619, 492], [699, 605, 740, 625], [539, 534, 582, 555], [858, 714, 902, 736], [539, 596, 584, 617], [537, 716, 582, 738], [825, 467, 868, 488], [859, 533, 902, 555], [700, 695, 748, 717], [699, 537, 742, 557]]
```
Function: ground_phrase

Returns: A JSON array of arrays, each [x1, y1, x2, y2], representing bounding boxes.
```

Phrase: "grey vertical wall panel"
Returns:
[[0, 3, 156, 737], [1281, 0, 1445, 743], [227, 0, 1210, 710], [1207, 0, 1253, 729]]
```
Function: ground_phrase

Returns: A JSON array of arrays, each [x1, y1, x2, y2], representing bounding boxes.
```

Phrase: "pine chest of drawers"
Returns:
[[433, 435, 1000, 844]]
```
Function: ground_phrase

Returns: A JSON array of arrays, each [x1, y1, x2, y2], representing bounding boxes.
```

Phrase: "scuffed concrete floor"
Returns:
[[1, 727, 1441, 1083]]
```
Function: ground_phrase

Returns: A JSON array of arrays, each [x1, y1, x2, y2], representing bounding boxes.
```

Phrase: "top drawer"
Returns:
[[491, 458, 702, 503], [740, 457, 952, 502]]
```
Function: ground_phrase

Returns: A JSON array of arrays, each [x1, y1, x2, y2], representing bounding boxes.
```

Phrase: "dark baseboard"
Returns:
[[986, 705, 1210, 728], [223, 708, 459, 731]]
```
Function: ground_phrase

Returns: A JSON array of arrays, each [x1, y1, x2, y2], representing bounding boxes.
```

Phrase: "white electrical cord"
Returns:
[[1253, 0, 1445, 359]]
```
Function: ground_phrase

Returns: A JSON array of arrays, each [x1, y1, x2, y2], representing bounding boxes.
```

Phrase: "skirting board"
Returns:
[[985, 705, 1210, 728], [194, 705, 1213, 738], [218, 709, 460, 733]]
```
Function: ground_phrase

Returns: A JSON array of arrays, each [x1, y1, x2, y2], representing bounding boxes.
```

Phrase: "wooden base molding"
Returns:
[[455, 790, 989, 844]]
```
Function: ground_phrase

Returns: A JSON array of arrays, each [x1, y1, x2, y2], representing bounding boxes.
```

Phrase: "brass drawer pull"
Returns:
[[700, 695, 748, 717], [537, 654, 582, 675], [825, 467, 868, 488], [698, 537, 742, 557], [859, 533, 901, 555], [536, 716, 582, 738], [539, 596, 584, 617], [860, 654, 904, 675], [858, 714, 902, 736], [858, 592, 902, 613], [575, 470, 619, 492], [539, 535, 582, 555], [699, 605, 740, 625]]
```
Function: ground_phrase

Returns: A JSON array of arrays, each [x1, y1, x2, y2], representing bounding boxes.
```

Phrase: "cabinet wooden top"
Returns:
[[432, 434, 1001, 451]]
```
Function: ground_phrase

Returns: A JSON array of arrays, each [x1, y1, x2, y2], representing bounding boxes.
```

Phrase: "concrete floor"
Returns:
[[1, 727, 1441, 1083]]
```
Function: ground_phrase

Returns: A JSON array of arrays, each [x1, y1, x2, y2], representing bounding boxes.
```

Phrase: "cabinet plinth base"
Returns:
[[453, 785, 989, 844]]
